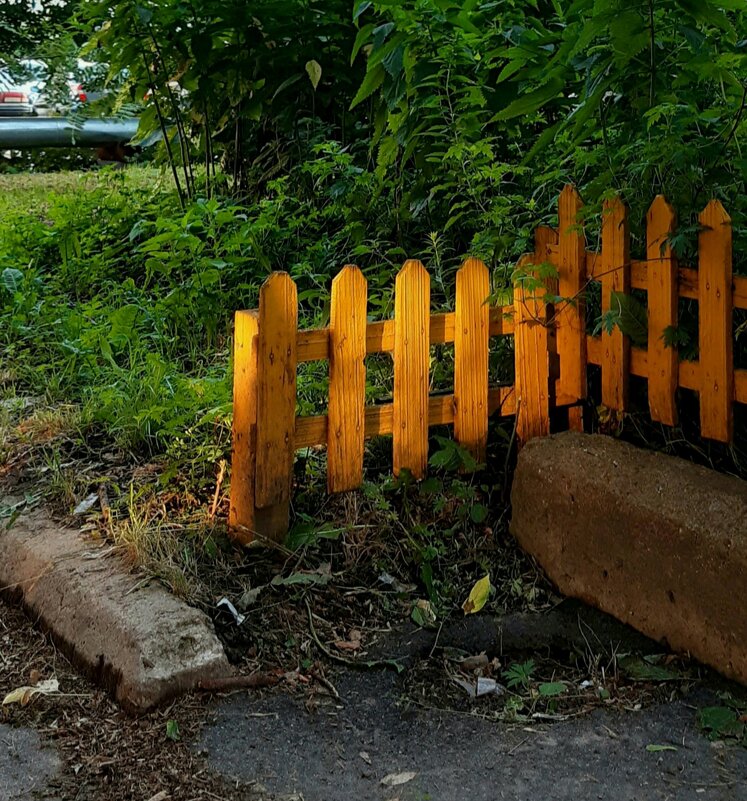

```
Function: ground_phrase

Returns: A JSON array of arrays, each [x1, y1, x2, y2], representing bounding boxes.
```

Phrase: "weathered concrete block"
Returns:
[[0, 509, 232, 712], [510, 432, 747, 685]]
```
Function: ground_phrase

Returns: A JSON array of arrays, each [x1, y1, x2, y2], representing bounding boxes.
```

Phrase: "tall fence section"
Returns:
[[229, 186, 746, 543]]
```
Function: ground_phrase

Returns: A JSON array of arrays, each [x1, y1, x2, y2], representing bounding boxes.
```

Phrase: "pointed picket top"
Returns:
[[397, 258, 429, 283], [647, 195, 676, 261], [559, 184, 583, 229], [602, 194, 627, 226], [699, 198, 731, 227], [332, 263, 366, 295]]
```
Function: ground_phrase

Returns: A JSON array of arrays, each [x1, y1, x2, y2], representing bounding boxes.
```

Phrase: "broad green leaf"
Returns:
[[166, 719, 180, 741], [350, 64, 385, 109], [699, 705, 738, 734], [538, 681, 566, 696], [462, 574, 490, 615], [493, 77, 564, 121], [305, 60, 322, 91], [0, 267, 23, 294]]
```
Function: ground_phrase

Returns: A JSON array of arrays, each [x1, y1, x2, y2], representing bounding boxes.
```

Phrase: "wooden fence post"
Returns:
[[254, 272, 298, 541], [556, 185, 587, 430], [514, 254, 550, 442], [454, 258, 490, 464], [646, 195, 678, 426], [327, 265, 367, 493], [698, 200, 733, 442], [601, 196, 630, 412], [229, 310, 259, 543], [393, 260, 430, 478]]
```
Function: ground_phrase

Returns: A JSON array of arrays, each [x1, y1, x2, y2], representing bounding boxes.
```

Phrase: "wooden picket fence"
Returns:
[[229, 185, 747, 544]]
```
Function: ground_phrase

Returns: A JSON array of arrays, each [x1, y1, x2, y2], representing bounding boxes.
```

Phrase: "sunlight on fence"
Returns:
[[229, 186, 747, 544]]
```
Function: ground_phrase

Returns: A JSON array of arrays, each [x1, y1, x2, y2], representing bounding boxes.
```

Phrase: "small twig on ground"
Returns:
[[209, 460, 227, 521], [304, 597, 403, 672]]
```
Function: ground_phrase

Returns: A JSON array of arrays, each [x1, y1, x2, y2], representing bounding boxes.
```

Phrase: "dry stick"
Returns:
[[304, 598, 402, 672], [209, 459, 226, 520]]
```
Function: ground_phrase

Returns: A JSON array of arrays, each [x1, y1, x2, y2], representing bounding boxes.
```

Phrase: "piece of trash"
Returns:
[[378, 572, 416, 594], [216, 597, 245, 626], [579, 679, 594, 689], [237, 585, 264, 611], [460, 653, 489, 672], [454, 676, 505, 698], [3, 678, 60, 706], [646, 744, 677, 753], [73, 493, 99, 516], [381, 771, 417, 787]]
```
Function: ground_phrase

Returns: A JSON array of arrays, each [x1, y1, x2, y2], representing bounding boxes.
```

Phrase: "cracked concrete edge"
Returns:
[[0, 506, 232, 713]]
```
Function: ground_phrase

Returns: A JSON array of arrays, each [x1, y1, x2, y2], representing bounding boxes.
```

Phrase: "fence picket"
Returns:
[[393, 260, 430, 478], [698, 200, 733, 442], [327, 266, 367, 493], [514, 254, 550, 442], [454, 258, 490, 464], [229, 310, 259, 542], [646, 195, 678, 426], [557, 185, 587, 430], [254, 272, 298, 533], [601, 196, 630, 411]]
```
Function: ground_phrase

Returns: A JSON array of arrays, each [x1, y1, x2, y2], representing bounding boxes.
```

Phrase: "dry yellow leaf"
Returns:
[[462, 574, 491, 615]]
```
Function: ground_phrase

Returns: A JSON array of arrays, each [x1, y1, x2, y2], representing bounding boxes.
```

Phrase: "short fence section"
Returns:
[[230, 186, 747, 543]]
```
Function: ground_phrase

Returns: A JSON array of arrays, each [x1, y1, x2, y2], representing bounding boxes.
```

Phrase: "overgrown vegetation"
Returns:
[[2, 4, 747, 753], [1, 1, 746, 646]]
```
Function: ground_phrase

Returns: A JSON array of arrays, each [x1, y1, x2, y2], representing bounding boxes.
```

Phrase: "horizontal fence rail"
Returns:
[[230, 186, 746, 544]]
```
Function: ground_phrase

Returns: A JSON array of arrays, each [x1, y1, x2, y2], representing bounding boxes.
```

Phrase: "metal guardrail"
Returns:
[[0, 117, 141, 148]]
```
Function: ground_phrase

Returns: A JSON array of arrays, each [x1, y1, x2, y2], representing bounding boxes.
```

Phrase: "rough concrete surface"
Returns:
[[0, 723, 60, 801], [200, 669, 747, 801], [0, 509, 231, 713], [510, 433, 747, 685]]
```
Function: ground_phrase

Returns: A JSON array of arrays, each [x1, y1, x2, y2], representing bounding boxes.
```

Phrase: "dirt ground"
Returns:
[[2, 594, 746, 801]]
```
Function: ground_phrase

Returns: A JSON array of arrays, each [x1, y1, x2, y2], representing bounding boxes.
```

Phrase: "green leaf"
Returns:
[[351, 23, 375, 65], [470, 503, 488, 524], [462, 574, 490, 615], [350, 64, 385, 109], [166, 719, 180, 741], [619, 656, 684, 682], [538, 681, 566, 697], [271, 569, 331, 587], [698, 706, 738, 735], [305, 60, 322, 91], [608, 292, 648, 347], [493, 77, 564, 121], [0, 268, 23, 294], [109, 305, 140, 343], [646, 744, 677, 752]]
